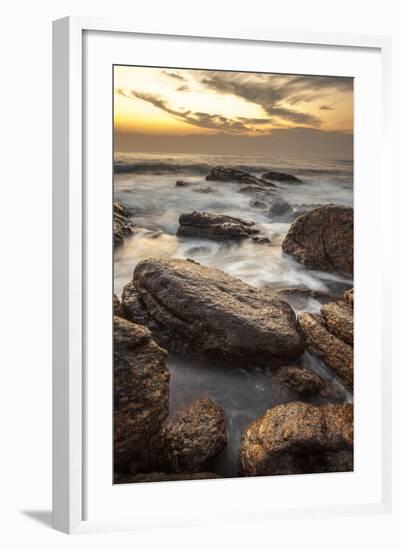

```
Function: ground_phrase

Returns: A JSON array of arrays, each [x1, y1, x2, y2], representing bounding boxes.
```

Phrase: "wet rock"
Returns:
[[321, 299, 353, 345], [276, 365, 325, 397], [250, 199, 268, 209], [275, 287, 335, 304], [251, 235, 271, 244], [297, 312, 353, 389], [206, 166, 276, 187], [344, 288, 354, 307], [176, 211, 259, 240], [113, 316, 170, 471], [176, 180, 191, 187], [131, 257, 304, 365], [239, 401, 353, 476], [282, 205, 353, 274], [268, 198, 294, 221], [192, 186, 214, 194], [114, 471, 220, 484], [150, 398, 227, 474], [262, 171, 302, 183], [113, 293, 123, 316], [113, 202, 133, 247], [238, 184, 269, 194]]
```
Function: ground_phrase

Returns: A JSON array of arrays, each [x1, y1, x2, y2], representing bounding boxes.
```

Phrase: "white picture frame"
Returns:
[[52, 16, 392, 534]]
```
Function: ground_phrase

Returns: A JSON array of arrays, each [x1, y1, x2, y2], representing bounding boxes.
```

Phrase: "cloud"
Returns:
[[118, 88, 271, 133], [320, 104, 334, 111], [194, 71, 352, 127], [162, 70, 187, 82], [176, 84, 191, 92]]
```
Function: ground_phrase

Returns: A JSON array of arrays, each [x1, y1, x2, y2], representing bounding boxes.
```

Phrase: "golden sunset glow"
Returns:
[[114, 66, 353, 136]]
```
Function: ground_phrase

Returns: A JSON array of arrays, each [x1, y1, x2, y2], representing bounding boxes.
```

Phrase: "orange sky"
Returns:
[[114, 66, 353, 137]]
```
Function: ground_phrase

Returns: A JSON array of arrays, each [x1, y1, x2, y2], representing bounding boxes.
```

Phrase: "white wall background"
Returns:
[[0, 0, 399, 548]]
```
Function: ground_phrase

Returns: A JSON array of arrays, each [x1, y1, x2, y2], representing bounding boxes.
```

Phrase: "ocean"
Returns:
[[113, 151, 353, 477]]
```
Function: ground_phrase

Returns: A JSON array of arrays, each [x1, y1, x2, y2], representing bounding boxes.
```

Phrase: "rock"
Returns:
[[238, 184, 269, 194], [276, 365, 325, 397], [268, 198, 294, 220], [282, 205, 353, 274], [206, 166, 276, 187], [275, 287, 335, 304], [131, 257, 304, 365], [321, 299, 353, 345], [250, 199, 268, 209], [297, 312, 353, 389], [113, 316, 170, 471], [262, 171, 302, 183], [239, 401, 353, 476], [114, 471, 220, 484], [113, 202, 133, 247], [192, 186, 214, 194], [344, 288, 354, 307], [251, 235, 271, 244], [149, 398, 227, 474], [176, 180, 191, 187], [176, 211, 259, 240], [113, 293, 123, 316]]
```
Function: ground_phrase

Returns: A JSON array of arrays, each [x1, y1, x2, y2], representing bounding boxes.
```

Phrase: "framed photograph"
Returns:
[[52, 17, 392, 534]]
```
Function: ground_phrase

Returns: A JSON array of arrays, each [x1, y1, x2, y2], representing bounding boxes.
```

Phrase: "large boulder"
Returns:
[[113, 202, 133, 247], [321, 299, 353, 345], [262, 171, 302, 183], [206, 166, 276, 187], [297, 312, 353, 389], [282, 205, 353, 274], [113, 316, 170, 471], [127, 258, 304, 365], [149, 398, 227, 474], [176, 211, 259, 240], [239, 401, 353, 476]]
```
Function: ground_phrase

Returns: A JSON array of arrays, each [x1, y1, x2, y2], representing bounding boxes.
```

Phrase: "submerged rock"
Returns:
[[150, 398, 227, 474], [114, 471, 220, 484], [297, 312, 353, 389], [175, 180, 191, 187], [113, 202, 133, 247], [275, 365, 325, 397], [129, 257, 304, 365], [192, 186, 214, 194], [206, 166, 276, 187], [268, 198, 294, 221], [251, 235, 271, 244], [262, 171, 302, 183], [239, 401, 353, 476], [113, 316, 170, 471], [282, 205, 353, 274], [250, 199, 268, 209], [321, 299, 353, 345], [176, 211, 259, 240]]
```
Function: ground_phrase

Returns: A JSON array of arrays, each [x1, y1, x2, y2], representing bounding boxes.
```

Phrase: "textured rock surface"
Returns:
[[206, 166, 276, 187], [239, 402, 353, 476], [113, 293, 123, 317], [282, 205, 353, 274], [150, 398, 227, 474], [130, 257, 304, 365], [177, 211, 259, 240], [276, 365, 325, 397], [262, 171, 302, 183], [297, 312, 353, 389], [344, 288, 354, 307], [114, 471, 220, 484], [321, 299, 353, 345], [113, 202, 133, 247], [113, 316, 170, 471]]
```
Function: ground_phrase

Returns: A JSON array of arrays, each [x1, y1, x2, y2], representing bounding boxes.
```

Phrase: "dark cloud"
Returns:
[[194, 71, 352, 127], [118, 88, 271, 133], [320, 104, 334, 110], [162, 70, 187, 82], [176, 84, 191, 92]]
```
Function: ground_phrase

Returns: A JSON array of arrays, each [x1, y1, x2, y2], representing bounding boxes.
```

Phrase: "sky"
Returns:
[[114, 66, 353, 158]]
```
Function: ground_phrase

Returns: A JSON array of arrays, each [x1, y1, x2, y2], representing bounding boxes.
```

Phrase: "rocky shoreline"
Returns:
[[113, 164, 354, 481]]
